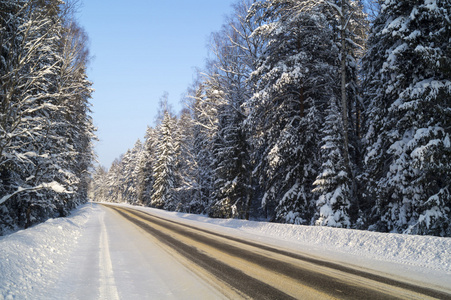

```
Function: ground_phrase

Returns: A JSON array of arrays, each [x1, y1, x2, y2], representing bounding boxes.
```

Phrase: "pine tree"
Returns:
[[362, 0, 451, 236]]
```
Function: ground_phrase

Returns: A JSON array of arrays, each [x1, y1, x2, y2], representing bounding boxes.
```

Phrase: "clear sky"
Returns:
[[78, 0, 237, 168]]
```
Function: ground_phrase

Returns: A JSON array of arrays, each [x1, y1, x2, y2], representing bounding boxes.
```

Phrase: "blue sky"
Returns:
[[78, 1, 237, 168]]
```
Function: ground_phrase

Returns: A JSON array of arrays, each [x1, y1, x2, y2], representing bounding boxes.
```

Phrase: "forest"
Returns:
[[1, 0, 449, 237], [90, 0, 450, 237], [0, 0, 94, 234]]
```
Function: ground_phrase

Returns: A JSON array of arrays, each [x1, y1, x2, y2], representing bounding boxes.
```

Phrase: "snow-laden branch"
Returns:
[[0, 181, 71, 206]]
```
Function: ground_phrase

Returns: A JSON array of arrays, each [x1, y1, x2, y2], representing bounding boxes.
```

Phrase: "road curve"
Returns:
[[103, 204, 451, 300]]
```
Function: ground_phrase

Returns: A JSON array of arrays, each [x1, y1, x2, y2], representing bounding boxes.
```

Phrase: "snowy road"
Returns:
[[52, 204, 225, 299], [100, 204, 450, 299], [1, 203, 450, 299]]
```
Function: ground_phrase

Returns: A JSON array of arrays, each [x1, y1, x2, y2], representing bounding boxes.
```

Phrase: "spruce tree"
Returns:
[[89, 165, 108, 202], [119, 140, 143, 205], [136, 126, 157, 206], [246, 0, 338, 224], [206, 15, 254, 219], [313, 99, 352, 228], [173, 108, 195, 212], [105, 158, 123, 203], [362, 0, 451, 236], [151, 111, 178, 210]]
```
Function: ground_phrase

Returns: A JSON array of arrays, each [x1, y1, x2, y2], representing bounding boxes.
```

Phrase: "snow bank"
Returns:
[[200, 219, 451, 272], [0, 204, 94, 300]]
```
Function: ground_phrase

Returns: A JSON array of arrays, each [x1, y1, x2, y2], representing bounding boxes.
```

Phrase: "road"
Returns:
[[99, 204, 451, 300], [52, 204, 224, 299]]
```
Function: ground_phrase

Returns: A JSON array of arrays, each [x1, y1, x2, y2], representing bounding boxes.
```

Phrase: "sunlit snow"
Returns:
[[1, 203, 450, 299]]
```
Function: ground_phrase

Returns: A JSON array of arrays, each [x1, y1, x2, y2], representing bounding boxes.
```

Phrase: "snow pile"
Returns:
[[0, 205, 93, 300], [215, 220, 451, 271]]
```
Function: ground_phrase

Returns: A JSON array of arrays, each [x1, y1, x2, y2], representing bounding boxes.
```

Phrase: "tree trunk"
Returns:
[[25, 205, 32, 229], [340, 4, 351, 172], [300, 86, 305, 118]]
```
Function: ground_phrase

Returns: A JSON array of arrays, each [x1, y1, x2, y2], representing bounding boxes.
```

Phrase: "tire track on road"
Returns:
[[110, 207, 296, 299], [105, 205, 451, 300]]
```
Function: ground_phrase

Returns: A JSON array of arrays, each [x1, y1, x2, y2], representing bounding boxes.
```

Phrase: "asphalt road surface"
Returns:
[[103, 204, 451, 300]]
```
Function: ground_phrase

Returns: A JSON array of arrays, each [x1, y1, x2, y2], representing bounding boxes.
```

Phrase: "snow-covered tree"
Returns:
[[313, 99, 352, 228], [89, 165, 108, 202], [327, 0, 367, 166], [362, 0, 451, 236], [246, 0, 339, 224], [57, 19, 95, 205], [103, 158, 123, 203], [0, 0, 95, 233], [206, 8, 257, 219], [186, 82, 217, 214], [136, 126, 158, 206], [210, 103, 251, 219], [171, 108, 198, 211], [119, 140, 143, 205], [151, 111, 178, 210]]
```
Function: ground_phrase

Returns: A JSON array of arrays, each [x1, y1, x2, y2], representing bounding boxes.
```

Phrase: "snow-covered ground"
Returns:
[[1, 202, 450, 299], [0, 204, 90, 299]]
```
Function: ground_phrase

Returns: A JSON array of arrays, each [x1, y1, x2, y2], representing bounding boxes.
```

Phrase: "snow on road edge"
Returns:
[[0, 204, 94, 300]]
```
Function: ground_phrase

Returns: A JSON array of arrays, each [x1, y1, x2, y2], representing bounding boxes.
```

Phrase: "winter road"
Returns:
[[100, 204, 451, 300]]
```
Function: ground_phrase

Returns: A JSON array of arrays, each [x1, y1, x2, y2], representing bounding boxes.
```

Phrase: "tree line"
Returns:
[[0, 0, 95, 235], [90, 0, 451, 236]]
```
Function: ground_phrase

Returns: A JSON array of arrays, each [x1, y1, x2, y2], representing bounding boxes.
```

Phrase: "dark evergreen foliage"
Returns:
[[0, 0, 95, 235], [362, 0, 451, 236]]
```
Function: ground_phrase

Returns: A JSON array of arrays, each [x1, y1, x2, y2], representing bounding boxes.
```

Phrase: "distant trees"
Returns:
[[0, 0, 95, 234], [90, 0, 451, 237]]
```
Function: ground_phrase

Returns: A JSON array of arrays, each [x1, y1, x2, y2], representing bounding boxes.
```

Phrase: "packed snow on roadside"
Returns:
[[1, 202, 450, 299], [0, 204, 92, 299]]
